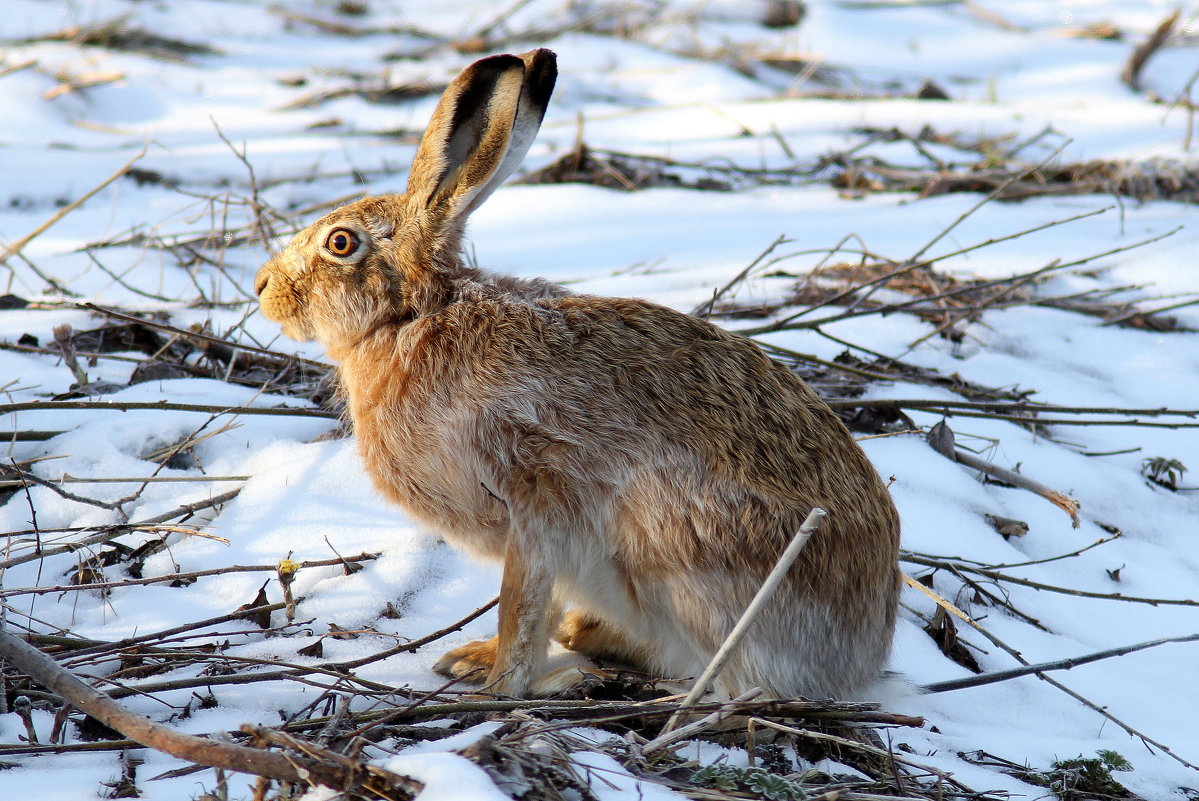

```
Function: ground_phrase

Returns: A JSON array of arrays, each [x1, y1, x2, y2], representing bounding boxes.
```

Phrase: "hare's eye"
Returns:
[[325, 228, 359, 257]]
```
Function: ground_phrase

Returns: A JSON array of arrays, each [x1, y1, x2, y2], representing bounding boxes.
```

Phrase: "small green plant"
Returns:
[[1045, 750, 1133, 801], [692, 764, 808, 800], [1142, 456, 1187, 491]]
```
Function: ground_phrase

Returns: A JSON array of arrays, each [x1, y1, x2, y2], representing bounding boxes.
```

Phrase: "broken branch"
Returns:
[[0, 624, 424, 796], [924, 632, 1199, 693]]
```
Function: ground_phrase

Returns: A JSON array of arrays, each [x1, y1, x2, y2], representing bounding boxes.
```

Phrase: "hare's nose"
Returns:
[[254, 272, 269, 296]]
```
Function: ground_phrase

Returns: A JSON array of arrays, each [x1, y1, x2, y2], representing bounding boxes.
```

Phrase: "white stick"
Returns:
[[661, 506, 827, 734]]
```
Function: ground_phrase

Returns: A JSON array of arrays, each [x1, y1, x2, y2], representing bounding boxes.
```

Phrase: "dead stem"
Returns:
[[692, 233, 791, 319], [903, 553, 1199, 608], [0, 488, 242, 571], [907, 579, 1199, 773], [89, 596, 499, 701], [0, 624, 425, 796], [0, 400, 334, 418], [825, 398, 1199, 418], [1122, 9, 1179, 91], [0, 553, 378, 598], [741, 224, 1180, 336], [924, 633, 1199, 693], [78, 302, 330, 370]]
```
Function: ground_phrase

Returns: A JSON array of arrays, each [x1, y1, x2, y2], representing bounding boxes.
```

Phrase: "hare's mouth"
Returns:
[[278, 319, 316, 343]]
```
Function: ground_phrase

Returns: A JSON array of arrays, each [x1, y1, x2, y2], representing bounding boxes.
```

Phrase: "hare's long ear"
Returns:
[[405, 49, 556, 231]]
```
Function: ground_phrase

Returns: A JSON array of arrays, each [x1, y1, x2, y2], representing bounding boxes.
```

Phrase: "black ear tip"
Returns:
[[521, 49, 558, 108], [464, 52, 526, 81], [523, 48, 558, 71]]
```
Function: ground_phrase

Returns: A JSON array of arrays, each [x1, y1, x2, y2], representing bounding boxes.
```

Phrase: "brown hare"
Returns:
[[256, 49, 901, 700]]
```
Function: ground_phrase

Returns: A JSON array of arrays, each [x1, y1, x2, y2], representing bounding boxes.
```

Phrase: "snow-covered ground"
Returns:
[[2, 1, 1198, 799]]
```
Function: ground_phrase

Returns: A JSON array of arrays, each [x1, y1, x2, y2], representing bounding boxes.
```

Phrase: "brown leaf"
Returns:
[[327, 623, 359, 640], [924, 606, 982, 674], [984, 513, 1029, 539], [297, 639, 324, 658], [926, 420, 957, 459], [233, 581, 273, 629]]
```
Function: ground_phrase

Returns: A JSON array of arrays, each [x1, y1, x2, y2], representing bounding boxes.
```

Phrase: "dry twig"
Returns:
[[1122, 10, 1180, 91], [0, 148, 148, 268], [0, 625, 424, 797], [0, 488, 242, 571], [924, 632, 1199, 693]]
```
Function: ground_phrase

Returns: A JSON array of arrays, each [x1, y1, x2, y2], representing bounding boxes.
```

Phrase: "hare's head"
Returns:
[[256, 50, 556, 351]]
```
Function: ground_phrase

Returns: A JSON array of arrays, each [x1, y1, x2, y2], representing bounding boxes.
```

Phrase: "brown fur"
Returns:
[[256, 49, 901, 700]]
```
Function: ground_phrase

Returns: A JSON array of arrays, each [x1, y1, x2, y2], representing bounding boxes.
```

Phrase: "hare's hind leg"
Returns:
[[555, 610, 649, 669], [435, 610, 652, 694], [527, 611, 674, 696]]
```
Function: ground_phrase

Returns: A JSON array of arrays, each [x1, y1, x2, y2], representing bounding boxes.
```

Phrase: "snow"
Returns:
[[2, 0, 1199, 799], [381, 753, 512, 801]]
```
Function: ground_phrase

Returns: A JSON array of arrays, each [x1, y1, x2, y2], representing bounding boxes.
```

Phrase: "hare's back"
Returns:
[[523, 294, 899, 592], [540, 296, 872, 489]]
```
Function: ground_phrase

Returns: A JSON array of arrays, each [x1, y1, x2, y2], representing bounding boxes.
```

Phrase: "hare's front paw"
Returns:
[[433, 637, 497, 682]]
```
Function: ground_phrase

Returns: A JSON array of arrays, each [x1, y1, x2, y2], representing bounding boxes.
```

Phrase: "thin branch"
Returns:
[[100, 596, 499, 700], [1, 464, 130, 517], [0, 474, 250, 488], [0, 488, 242, 571], [0, 400, 333, 418], [642, 688, 763, 754], [919, 413, 1199, 429], [907, 139, 1072, 264], [802, 206, 1110, 324], [84, 250, 179, 303], [907, 579, 1199, 773], [903, 553, 1199, 608], [923, 632, 1199, 693], [211, 117, 277, 258], [738, 224, 1182, 337], [903, 533, 1120, 572], [750, 717, 975, 794], [692, 234, 791, 318], [0, 554, 379, 598], [317, 696, 922, 729], [78, 303, 330, 370], [28, 600, 293, 658], [0, 147, 148, 266], [824, 399, 1199, 418]]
